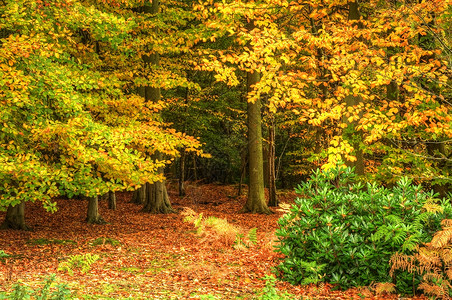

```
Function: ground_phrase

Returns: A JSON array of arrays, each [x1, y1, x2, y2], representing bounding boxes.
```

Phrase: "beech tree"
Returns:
[[0, 0, 201, 228]]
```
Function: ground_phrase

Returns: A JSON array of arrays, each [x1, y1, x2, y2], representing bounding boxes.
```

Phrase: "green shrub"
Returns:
[[0, 274, 71, 299], [275, 166, 452, 293]]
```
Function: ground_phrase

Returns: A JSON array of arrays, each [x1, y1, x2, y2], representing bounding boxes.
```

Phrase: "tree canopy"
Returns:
[[1, 0, 451, 216]]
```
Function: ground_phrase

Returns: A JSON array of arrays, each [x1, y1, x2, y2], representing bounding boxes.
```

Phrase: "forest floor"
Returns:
[[0, 183, 427, 299]]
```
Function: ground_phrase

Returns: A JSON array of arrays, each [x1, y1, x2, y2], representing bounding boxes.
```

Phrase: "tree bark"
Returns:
[[343, 1, 365, 176], [238, 147, 247, 197], [426, 142, 449, 198], [1, 202, 29, 230], [131, 185, 146, 205], [415, 6, 449, 198], [142, 153, 176, 214], [240, 71, 272, 214], [179, 148, 186, 196], [87, 196, 106, 224], [138, 0, 175, 214], [267, 117, 278, 207], [108, 191, 116, 210]]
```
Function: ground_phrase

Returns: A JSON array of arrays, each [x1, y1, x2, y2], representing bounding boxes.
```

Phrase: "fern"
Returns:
[[390, 219, 452, 298], [248, 228, 257, 245], [58, 253, 100, 275], [401, 233, 421, 252], [182, 207, 257, 248], [386, 215, 403, 224], [374, 282, 396, 296]]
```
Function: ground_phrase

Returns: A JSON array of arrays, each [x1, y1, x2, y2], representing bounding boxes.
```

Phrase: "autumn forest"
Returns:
[[0, 0, 451, 298]]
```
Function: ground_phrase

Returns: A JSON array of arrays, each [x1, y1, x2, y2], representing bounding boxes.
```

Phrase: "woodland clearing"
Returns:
[[0, 183, 428, 299]]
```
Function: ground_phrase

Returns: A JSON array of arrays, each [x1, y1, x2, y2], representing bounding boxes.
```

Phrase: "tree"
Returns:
[[0, 0, 202, 228], [241, 71, 271, 213]]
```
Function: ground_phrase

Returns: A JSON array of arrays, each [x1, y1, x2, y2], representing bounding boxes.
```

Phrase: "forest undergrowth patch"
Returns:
[[0, 183, 429, 299]]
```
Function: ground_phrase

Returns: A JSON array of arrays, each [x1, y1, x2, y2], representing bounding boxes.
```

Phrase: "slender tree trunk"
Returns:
[[1, 202, 29, 230], [343, 1, 365, 176], [267, 117, 278, 207], [131, 185, 146, 204], [238, 148, 247, 197], [344, 94, 365, 176], [415, 6, 449, 198], [240, 71, 272, 214], [179, 148, 186, 196], [131, 56, 147, 205], [192, 154, 198, 182], [426, 142, 449, 198], [108, 191, 116, 210], [87, 196, 105, 224]]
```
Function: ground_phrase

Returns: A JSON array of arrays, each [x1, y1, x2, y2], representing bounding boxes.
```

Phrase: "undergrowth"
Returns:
[[58, 253, 100, 275], [276, 166, 452, 294], [181, 207, 257, 248], [0, 274, 71, 300], [391, 218, 452, 299]]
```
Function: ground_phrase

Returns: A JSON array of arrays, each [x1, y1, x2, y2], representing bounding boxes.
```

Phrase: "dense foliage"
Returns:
[[0, 0, 451, 295], [275, 166, 452, 293], [0, 0, 202, 213]]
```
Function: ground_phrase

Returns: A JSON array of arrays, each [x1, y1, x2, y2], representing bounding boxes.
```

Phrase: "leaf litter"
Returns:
[[0, 183, 427, 299]]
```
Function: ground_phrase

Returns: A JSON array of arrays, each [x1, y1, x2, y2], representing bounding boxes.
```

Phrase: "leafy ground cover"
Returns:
[[0, 183, 428, 299]]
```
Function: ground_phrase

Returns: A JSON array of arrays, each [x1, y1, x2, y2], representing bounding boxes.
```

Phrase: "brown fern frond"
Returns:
[[446, 267, 452, 280], [417, 247, 442, 274], [431, 228, 452, 249], [390, 252, 415, 276], [391, 221, 452, 298], [418, 282, 447, 299], [374, 282, 396, 296], [180, 207, 197, 218], [440, 248, 452, 265]]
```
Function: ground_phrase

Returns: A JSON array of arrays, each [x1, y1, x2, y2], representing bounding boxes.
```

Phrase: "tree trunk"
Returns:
[[131, 185, 146, 205], [179, 148, 186, 196], [343, 1, 365, 176], [238, 148, 247, 197], [427, 141, 449, 198], [267, 117, 278, 207], [142, 181, 175, 214], [1, 202, 29, 230], [87, 196, 105, 224], [142, 153, 176, 214], [240, 71, 272, 214], [108, 191, 116, 210], [415, 6, 449, 198], [139, 0, 175, 214]]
